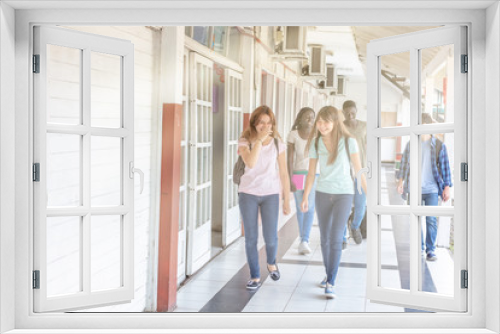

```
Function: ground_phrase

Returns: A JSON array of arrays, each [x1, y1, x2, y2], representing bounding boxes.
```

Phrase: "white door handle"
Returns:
[[129, 162, 144, 194], [355, 162, 371, 195]]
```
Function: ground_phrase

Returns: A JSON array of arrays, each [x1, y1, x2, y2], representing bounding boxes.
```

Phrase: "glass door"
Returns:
[[186, 52, 214, 275], [223, 68, 243, 247]]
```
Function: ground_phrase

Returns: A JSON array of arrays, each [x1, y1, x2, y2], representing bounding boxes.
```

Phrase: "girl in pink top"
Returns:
[[238, 106, 291, 289]]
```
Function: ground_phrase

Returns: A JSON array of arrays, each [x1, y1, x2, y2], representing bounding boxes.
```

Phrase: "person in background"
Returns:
[[301, 106, 367, 299], [238, 105, 291, 290], [396, 113, 452, 262], [287, 107, 318, 255], [341, 100, 367, 247]]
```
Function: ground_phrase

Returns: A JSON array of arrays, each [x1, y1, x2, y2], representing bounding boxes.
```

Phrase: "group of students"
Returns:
[[236, 101, 452, 299], [236, 101, 367, 299]]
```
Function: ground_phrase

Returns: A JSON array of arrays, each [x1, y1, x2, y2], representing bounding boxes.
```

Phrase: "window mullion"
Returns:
[[409, 46, 420, 296], [82, 47, 91, 295]]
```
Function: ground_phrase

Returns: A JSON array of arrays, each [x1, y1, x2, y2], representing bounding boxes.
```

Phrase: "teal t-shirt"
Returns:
[[309, 137, 359, 194]]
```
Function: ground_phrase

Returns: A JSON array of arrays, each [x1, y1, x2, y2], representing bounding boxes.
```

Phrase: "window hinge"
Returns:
[[33, 54, 40, 73], [461, 162, 468, 181], [33, 270, 40, 289], [461, 270, 468, 289], [33, 163, 40, 182], [461, 54, 468, 73]]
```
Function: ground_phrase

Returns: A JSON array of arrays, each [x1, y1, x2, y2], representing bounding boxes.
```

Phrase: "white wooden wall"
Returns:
[[63, 26, 161, 312]]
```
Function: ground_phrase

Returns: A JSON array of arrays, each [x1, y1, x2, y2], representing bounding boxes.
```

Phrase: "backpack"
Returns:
[[233, 138, 280, 185]]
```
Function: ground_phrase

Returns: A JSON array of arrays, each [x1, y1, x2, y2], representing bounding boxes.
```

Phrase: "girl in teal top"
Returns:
[[300, 106, 367, 299]]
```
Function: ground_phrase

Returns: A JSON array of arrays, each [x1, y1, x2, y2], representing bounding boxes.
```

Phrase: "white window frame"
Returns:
[[32, 25, 135, 312], [2, 3, 497, 334]]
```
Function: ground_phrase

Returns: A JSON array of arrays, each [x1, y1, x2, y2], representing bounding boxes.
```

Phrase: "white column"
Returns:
[[240, 28, 255, 113]]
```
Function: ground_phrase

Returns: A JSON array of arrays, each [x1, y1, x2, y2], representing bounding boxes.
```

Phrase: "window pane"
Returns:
[[420, 45, 454, 124], [381, 135, 410, 206], [192, 26, 210, 47], [380, 52, 410, 127], [213, 26, 227, 54], [179, 191, 186, 232], [418, 133, 454, 207], [47, 44, 81, 125], [47, 133, 81, 207], [47, 216, 81, 297], [380, 215, 410, 291], [91, 215, 122, 291], [91, 136, 121, 206], [419, 215, 454, 296], [91, 52, 122, 128]]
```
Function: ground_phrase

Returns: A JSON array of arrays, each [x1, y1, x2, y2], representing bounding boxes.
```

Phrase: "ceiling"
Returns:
[[306, 25, 440, 80]]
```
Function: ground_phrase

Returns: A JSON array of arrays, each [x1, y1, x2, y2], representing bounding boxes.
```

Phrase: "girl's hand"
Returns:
[[397, 179, 404, 195], [256, 127, 272, 142], [301, 199, 308, 213], [283, 201, 291, 215], [290, 182, 297, 192]]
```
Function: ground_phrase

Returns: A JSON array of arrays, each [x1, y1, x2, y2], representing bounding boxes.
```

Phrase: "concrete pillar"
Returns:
[[156, 26, 184, 312]]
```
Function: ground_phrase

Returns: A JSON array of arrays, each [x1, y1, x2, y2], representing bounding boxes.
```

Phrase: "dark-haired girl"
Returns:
[[287, 107, 317, 255]]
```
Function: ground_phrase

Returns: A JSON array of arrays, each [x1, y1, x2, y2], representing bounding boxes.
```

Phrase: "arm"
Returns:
[[239, 139, 263, 169], [287, 143, 297, 192], [278, 150, 291, 215], [301, 158, 318, 212], [440, 144, 452, 202], [397, 142, 410, 194], [351, 152, 367, 194]]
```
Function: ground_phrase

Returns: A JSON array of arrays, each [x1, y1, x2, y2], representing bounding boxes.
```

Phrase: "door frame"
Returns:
[[6, 4, 494, 333]]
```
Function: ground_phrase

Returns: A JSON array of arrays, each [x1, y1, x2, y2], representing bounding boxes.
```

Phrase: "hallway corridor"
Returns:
[[173, 164, 455, 313]]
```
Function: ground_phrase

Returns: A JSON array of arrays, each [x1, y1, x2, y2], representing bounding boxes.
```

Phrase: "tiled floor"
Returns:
[[174, 165, 454, 313]]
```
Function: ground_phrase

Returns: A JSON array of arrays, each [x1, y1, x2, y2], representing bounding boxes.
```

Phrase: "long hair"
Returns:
[[305, 106, 351, 165], [291, 107, 315, 131], [240, 105, 282, 142]]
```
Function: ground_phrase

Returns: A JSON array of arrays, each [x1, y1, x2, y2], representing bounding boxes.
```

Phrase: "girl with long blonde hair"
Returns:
[[301, 106, 367, 299]]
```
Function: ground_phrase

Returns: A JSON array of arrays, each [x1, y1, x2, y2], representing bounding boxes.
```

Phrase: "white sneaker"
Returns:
[[298, 241, 311, 255]]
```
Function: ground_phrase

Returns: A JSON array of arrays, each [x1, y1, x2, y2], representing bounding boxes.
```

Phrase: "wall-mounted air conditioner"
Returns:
[[337, 76, 348, 95], [283, 26, 307, 53], [308, 45, 325, 76], [325, 64, 337, 89]]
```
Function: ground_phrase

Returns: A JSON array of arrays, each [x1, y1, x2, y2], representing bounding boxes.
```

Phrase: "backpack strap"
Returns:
[[274, 138, 279, 158], [344, 136, 354, 181]]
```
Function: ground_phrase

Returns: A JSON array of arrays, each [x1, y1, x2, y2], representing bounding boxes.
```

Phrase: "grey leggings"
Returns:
[[315, 191, 354, 286]]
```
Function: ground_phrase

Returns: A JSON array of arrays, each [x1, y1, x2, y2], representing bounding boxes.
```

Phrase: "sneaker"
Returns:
[[426, 251, 438, 262], [246, 279, 261, 290], [325, 283, 336, 299], [298, 241, 312, 255], [350, 228, 362, 244], [342, 241, 348, 250], [319, 277, 327, 288]]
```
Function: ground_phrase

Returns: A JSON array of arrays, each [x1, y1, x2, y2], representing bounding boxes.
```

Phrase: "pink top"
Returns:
[[237, 138, 286, 196]]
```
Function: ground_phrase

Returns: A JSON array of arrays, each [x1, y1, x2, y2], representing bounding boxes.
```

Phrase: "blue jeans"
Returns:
[[315, 191, 354, 286], [239, 193, 280, 279], [343, 179, 366, 242], [293, 177, 317, 243], [421, 193, 439, 253]]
